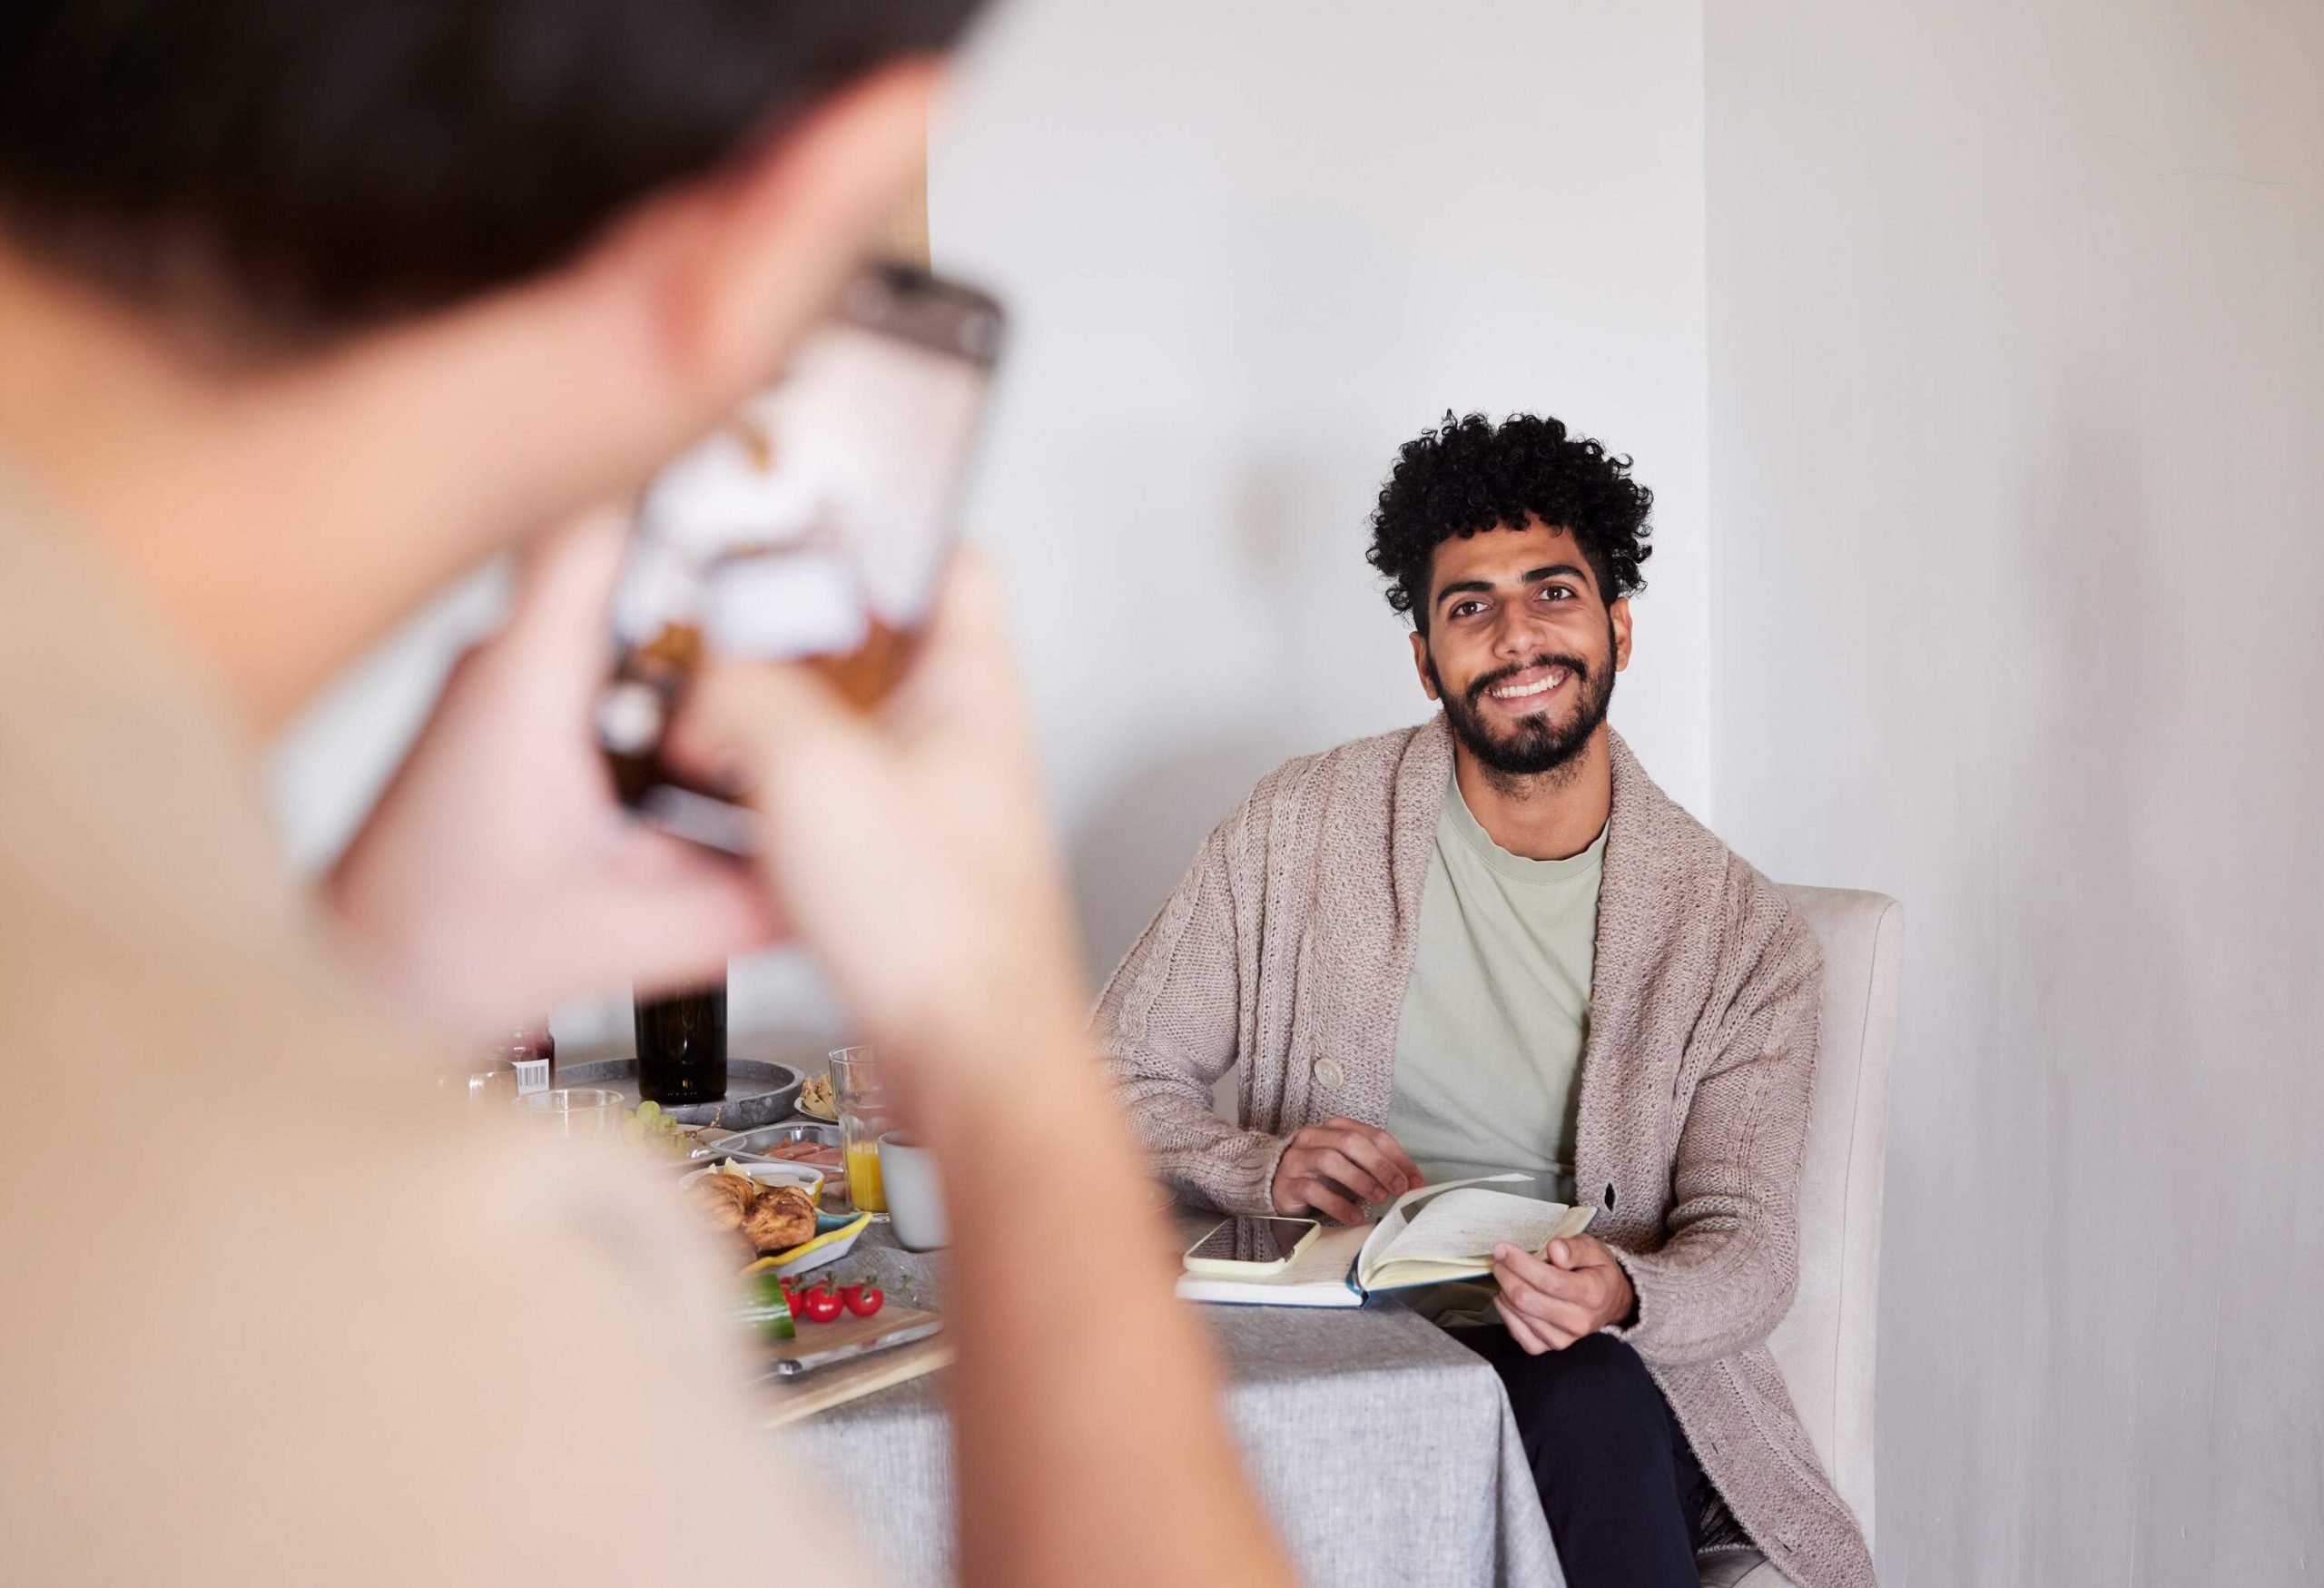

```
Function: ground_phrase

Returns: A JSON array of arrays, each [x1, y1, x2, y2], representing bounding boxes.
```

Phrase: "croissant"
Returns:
[[743, 1183, 818, 1255], [686, 1171, 755, 1234]]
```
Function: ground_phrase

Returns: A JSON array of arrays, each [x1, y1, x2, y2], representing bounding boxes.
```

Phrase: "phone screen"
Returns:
[[597, 265, 1003, 853], [1185, 1218, 1320, 1268]]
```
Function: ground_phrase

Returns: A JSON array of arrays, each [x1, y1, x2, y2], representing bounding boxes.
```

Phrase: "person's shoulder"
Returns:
[[1185, 720, 1443, 884], [1607, 732, 1818, 974], [1236, 717, 1446, 822], [4, 1084, 860, 1583], [1718, 844, 1821, 985]]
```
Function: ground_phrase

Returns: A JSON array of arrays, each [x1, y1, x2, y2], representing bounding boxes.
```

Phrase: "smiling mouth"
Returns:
[[1481, 666, 1571, 704]]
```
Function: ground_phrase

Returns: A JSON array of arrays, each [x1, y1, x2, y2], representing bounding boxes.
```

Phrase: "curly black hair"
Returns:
[[1366, 411, 1653, 630]]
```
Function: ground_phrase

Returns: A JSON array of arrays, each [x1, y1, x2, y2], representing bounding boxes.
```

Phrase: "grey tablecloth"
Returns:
[[779, 1228, 1561, 1588]]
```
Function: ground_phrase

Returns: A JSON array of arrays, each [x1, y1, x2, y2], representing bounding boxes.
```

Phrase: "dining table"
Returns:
[[777, 1218, 1565, 1588]]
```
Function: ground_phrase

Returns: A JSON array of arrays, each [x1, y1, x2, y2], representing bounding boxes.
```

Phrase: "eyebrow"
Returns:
[[1432, 562, 1592, 611]]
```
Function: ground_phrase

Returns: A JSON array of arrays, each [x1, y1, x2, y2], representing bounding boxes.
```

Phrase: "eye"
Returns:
[[1450, 599, 1487, 619], [1538, 584, 1575, 603]]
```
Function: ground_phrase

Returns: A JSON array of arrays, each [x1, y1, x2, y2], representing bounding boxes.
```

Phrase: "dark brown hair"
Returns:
[[0, 0, 980, 342]]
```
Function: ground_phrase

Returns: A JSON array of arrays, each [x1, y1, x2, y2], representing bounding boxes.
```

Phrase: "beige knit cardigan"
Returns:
[[1094, 718, 1877, 1588]]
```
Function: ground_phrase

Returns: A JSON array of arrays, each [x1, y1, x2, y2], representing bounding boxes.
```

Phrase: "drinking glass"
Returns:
[[827, 1045, 890, 1214], [517, 1087, 625, 1139]]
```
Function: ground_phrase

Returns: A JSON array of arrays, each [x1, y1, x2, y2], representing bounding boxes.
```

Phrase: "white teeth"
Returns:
[[1491, 670, 1565, 700]]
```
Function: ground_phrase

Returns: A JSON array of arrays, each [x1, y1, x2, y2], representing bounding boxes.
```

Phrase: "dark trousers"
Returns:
[[1451, 1327, 1711, 1588]]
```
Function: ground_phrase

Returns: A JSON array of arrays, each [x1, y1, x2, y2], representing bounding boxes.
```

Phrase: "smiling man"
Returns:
[[1098, 413, 1877, 1588]]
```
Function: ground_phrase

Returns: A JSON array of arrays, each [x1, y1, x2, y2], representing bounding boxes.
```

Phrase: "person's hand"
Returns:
[[1489, 1233, 1637, 1352], [1267, 1118, 1423, 1225], [665, 553, 1090, 1100], [325, 508, 782, 1036]]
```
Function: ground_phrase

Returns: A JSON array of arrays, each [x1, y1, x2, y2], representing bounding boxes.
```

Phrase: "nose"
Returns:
[[1490, 600, 1549, 659]]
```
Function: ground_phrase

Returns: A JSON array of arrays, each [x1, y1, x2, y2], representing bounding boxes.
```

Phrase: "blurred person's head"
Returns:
[[1368, 412, 1652, 782], [0, 0, 980, 723]]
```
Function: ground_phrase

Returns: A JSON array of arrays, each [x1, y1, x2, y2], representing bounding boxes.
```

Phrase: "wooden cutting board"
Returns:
[[758, 1302, 950, 1427], [761, 1334, 952, 1428]]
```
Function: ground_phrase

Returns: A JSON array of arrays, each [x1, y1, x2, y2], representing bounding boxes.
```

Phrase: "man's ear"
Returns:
[[1410, 628, 1441, 701], [1608, 597, 1633, 673], [634, 59, 940, 410]]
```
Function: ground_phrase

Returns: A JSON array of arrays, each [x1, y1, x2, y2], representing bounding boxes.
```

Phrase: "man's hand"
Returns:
[[664, 553, 1094, 1100], [326, 508, 782, 1036], [1268, 1118, 1423, 1224], [1490, 1234, 1637, 1353]]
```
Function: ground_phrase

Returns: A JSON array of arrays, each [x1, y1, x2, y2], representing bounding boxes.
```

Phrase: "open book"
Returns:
[[1176, 1173, 1596, 1307]]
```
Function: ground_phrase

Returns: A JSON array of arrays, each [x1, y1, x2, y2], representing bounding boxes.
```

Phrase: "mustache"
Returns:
[[1465, 654, 1590, 709]]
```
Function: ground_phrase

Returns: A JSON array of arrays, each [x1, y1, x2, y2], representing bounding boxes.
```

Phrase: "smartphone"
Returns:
[[596, 262, 1006, 854], [1181, 1218, 1323, 1277]]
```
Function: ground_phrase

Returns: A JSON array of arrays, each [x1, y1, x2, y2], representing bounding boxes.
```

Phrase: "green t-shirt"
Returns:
[[1385, 775, 1605, 1207]]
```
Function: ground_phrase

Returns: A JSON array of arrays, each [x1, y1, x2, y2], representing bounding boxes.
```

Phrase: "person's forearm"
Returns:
[[904, 1005, 1298, 1588], [1106, 1063, 1289, 1216], [1608, 1053, 1808, 1365]]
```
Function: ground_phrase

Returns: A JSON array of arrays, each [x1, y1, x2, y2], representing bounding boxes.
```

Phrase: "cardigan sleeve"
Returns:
[[1606, 869, 1821, 1366], [1091, 791, 1291, 1218]]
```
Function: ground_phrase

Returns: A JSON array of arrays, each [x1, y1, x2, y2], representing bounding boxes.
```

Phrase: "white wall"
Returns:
[[271, 567, 507, 873], [933, 0, 1711, 971], [1702, 3, 2324, 1583]]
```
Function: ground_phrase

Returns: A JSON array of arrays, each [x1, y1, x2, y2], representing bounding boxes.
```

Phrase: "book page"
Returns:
[[1360, 1191, 1595, 1286], [1352, 1172, 1535, 1280]]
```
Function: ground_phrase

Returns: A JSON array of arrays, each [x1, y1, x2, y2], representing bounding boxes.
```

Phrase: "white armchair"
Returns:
[[1699, 887, 1902, 1587]]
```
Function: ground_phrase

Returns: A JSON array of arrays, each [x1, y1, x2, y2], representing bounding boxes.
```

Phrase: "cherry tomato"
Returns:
[[842, 1284, 885, 1317], [801, 1285, 843, 1324], [782, 1282, 807, 1319]]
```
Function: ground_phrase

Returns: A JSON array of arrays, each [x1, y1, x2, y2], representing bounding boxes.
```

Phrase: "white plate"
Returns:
[[682, 1160, 825, 1201], [750, 1212, 873, 1281]]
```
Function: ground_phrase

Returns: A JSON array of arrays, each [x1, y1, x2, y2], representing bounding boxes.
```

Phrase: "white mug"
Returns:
[[878, 1131, 949, 1251]]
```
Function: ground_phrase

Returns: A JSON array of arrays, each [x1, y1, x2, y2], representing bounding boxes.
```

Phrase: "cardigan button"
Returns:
[[1311, 1055, 1345, 1091]]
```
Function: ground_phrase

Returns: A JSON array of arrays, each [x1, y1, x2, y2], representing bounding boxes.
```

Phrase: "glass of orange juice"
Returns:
[[828, 1045, 889, 1215]]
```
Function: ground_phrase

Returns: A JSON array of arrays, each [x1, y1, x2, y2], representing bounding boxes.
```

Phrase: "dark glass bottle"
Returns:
[[635, 983, 727, 1106]]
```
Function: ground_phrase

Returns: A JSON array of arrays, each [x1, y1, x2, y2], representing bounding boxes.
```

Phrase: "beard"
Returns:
[[1429, 642, 1616, 780]]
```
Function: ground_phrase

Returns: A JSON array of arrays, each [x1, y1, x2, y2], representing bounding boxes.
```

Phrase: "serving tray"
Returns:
[[555, 1057, 803, 1129]]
